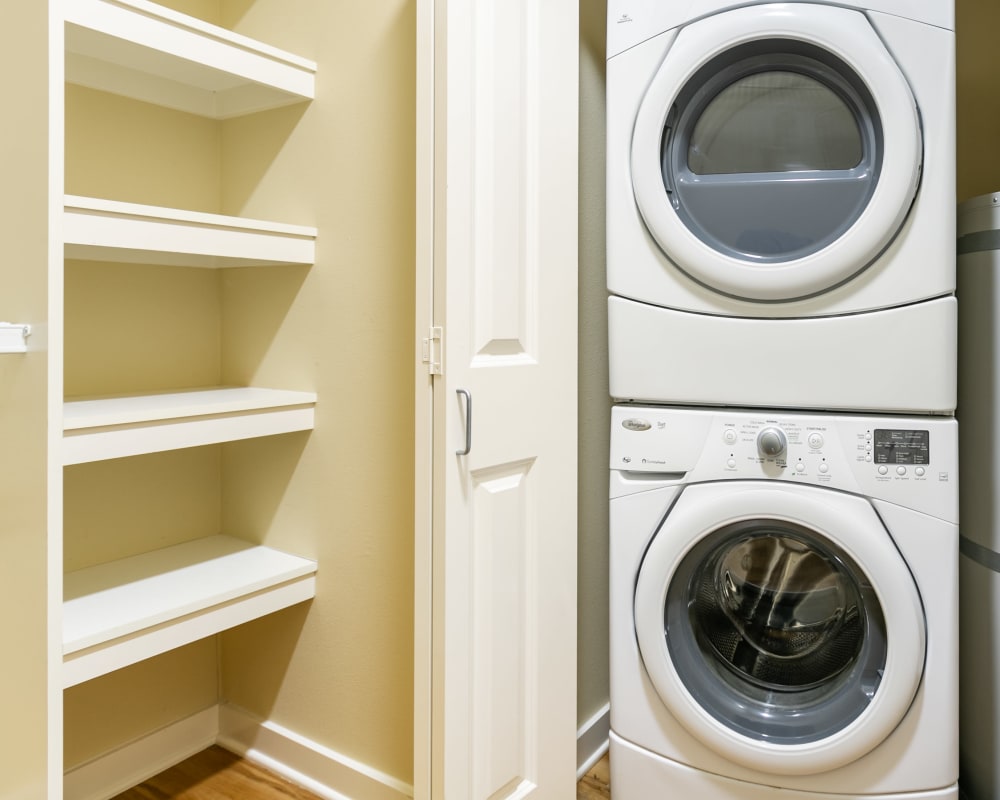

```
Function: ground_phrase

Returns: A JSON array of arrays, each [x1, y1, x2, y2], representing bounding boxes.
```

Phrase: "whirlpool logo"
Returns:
[[622, 418, 652, 432]]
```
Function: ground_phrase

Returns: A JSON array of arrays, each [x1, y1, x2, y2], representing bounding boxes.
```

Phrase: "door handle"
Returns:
[[456, 389, 472, 456]]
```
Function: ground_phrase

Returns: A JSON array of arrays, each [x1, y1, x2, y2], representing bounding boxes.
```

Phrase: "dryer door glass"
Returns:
[[662, 42, 882, 263], [664, 519, 888, 744], [687, 71, 862, 175]]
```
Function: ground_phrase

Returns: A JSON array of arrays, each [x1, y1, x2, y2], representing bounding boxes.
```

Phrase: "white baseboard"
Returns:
[[577, 702, 611, 779], [62, 703, 412, 800], [218, 703, 414, 800], [64, 702, 593, 799], [63, 706, 219, 800]]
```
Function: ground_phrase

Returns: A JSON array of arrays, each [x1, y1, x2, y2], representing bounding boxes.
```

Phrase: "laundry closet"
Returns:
[[1, 2, 417, 797]]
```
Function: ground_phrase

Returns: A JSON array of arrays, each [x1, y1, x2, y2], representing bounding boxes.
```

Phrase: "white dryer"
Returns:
[[609, 405, 958, 798], [607, 1, 956, 413]]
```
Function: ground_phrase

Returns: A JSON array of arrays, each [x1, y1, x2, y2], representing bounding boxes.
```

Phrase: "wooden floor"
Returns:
[[114, 746, 612, 799], [112, 746, 322, 800], [577, 752, 612, 799]]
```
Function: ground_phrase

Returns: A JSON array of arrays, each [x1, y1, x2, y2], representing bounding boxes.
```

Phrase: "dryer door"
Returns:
[[633, 482, 925, 776], [631, 3, 921, 301]]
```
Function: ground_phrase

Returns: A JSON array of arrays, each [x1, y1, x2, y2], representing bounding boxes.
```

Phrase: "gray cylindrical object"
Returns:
[[957, 191, 1000, 800]]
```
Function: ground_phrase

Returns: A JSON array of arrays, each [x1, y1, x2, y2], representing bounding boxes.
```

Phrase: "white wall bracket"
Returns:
[[0, 323, 31, 353]]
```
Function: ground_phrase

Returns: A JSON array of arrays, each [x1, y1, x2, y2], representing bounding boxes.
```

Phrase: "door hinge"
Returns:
[[422, 326, 443, 375]]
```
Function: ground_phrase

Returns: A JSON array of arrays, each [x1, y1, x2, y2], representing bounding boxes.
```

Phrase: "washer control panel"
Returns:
[[611, 405, 957, 521]]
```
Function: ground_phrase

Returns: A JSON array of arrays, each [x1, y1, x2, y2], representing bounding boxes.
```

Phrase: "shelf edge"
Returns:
[[63, 574, 316, 688]]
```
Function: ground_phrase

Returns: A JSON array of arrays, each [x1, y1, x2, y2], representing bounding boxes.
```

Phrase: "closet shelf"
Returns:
[[63, 387, 317, 465], [63, 534, 317, 688], [64, 195, 317, 268], [64, 0, 316, 118]]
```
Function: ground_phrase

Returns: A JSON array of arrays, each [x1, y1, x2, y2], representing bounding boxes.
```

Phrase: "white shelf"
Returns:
[[63, 534, 317, 688], [65, 0, 316, 118], [64, 195, 317, 267], [63, 387, 317, 465]]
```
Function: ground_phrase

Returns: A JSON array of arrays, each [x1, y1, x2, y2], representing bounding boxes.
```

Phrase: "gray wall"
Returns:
[[578, 0, 611, 729]]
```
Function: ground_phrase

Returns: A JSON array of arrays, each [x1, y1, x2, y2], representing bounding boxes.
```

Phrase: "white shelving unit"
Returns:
[[63, 387, 318, 465], [65, 0, 316, 118], [63, 535, 318, 688], [59, 0, 320, 714], [64, 196, 317, 268]]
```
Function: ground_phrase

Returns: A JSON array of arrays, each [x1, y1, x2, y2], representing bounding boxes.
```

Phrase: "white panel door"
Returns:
[[415, 0, 579, 797]]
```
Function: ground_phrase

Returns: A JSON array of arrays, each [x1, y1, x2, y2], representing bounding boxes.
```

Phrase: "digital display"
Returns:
[[874, 429, 929, 465]]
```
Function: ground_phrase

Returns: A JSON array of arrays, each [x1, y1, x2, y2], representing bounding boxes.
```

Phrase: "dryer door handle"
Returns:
[[456, 389, 472, 456]]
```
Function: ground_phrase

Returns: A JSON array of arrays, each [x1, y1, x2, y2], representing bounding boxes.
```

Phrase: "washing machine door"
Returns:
[[633, 482, 925, 776], [631, 3, 921, 301]]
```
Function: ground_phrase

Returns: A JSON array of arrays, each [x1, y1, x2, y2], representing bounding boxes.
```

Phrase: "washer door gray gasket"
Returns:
[[665, 519, 887, 745], [632, 481, 926, 776]]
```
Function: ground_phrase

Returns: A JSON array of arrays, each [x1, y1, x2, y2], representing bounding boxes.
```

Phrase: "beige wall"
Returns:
[[957, 0, 1000, 202], [0, 4, 53, 797], [215, 0, 416, 781], [578, 0, 611, 729]]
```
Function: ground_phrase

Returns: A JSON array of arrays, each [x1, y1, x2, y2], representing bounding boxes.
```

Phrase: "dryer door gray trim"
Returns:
[[662, 40, 884, 264], [628, 3, 923, 301]]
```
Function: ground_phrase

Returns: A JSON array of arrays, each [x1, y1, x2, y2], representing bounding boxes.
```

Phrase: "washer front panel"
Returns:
[[630, 3, 921, 301], [608, 406, 959, 794], [633, 482, 926, 775]]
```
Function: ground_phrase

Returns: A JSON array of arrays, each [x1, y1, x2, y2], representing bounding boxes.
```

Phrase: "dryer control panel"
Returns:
[[610, 405, 958, 522]]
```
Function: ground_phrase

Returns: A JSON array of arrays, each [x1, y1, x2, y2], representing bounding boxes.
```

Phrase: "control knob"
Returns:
[[757, 427, 787, 458]]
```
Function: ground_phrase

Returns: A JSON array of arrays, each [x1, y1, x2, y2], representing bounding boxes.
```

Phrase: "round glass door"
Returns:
[[633, 482, 925, 775], [630, 4, 922, 301], [663, 42, 882, 264], [665, 519, 886, 744]]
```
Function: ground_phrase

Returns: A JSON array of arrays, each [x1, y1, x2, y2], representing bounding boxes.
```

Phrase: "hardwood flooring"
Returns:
[[111, 746, 322, 800], [113, 746, 613, 799], [577, 752, 612, 799]]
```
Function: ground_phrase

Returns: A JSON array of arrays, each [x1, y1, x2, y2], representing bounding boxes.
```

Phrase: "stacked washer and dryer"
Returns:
[[606, 2, 959, 799]]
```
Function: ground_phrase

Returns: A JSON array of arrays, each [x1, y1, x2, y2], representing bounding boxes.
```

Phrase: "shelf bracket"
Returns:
[[0, 323, 31, 353]]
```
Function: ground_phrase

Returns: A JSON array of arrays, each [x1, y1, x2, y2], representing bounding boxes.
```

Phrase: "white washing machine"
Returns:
[[606, 1, 956, 413], [609, 405, 958, 798]]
